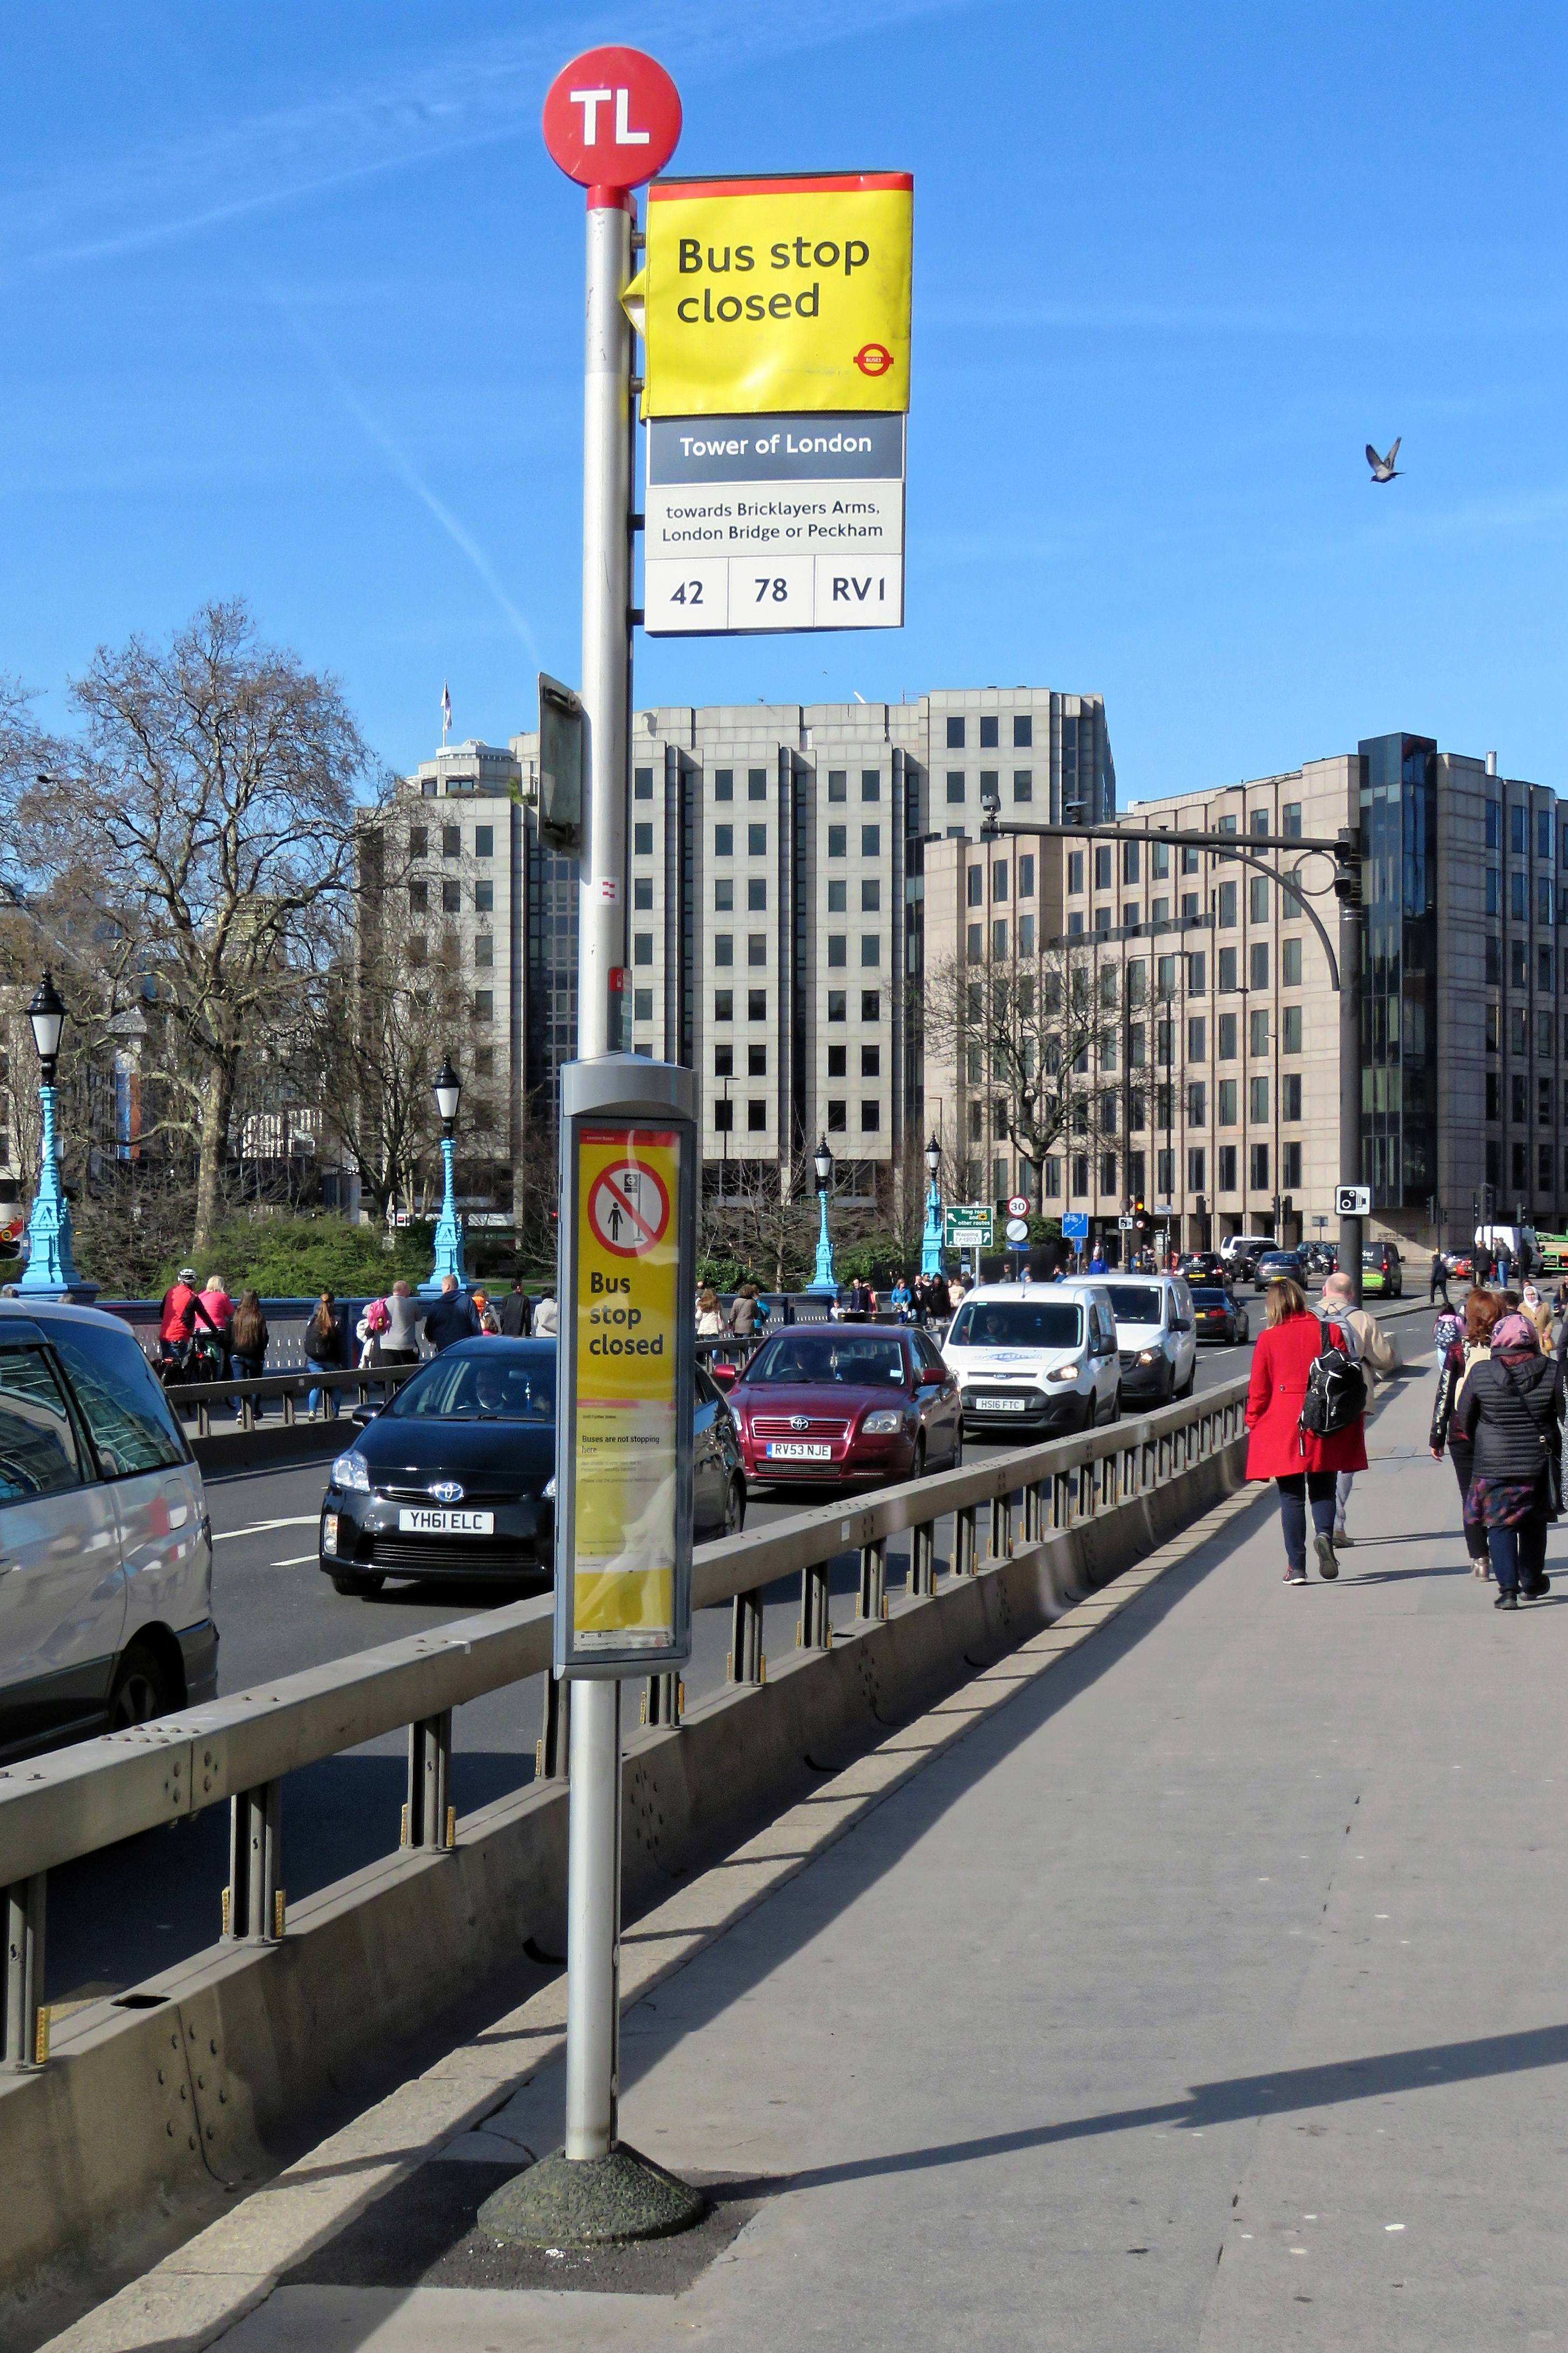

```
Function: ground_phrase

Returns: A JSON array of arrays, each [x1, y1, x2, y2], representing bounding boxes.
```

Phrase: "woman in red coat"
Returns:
[[1245, 1277, 1367, 1584]]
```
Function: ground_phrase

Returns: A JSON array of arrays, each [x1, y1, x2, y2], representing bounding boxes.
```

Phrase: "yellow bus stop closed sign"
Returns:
[[637, 171, 912, 418], [572, 1125, 681, 1648]]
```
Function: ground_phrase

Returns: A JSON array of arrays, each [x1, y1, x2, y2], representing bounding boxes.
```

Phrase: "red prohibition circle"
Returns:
[[542, 46, 682, 190], [588, 1159, 671, 1257], [854, 342, 895, 377]]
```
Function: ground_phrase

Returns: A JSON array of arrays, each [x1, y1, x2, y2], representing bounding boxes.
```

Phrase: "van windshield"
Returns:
[[948, 1301, 1082, 1349], [1105, 1284, 1162, 1327]]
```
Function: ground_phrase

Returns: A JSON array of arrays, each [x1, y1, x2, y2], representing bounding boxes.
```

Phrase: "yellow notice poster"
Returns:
[[572, 1125, 680, 1649], [639, 172, 912, 419]]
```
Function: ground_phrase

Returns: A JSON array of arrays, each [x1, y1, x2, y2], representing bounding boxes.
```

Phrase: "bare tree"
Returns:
[[923, 940, 1122, 1212], [0, 602, 383, 1254]]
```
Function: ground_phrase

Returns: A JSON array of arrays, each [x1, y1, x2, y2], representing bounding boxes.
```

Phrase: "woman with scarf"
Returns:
[[1453, 1308, 1564, 1608], [1429, 1288, 1499, 1579]]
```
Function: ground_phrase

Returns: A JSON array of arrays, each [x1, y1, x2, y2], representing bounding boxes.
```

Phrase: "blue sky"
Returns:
[[2, 2, 1564, 797]]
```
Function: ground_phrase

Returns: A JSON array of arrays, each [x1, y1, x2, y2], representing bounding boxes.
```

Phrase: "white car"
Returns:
[[942, 1281, 1121, 1437], [0, 1300, 216, 1761], [1102, 1275, 1197, 1407]]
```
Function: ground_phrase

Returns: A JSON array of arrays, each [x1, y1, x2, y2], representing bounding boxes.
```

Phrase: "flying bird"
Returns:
[[1366, 437, 1402, 484]]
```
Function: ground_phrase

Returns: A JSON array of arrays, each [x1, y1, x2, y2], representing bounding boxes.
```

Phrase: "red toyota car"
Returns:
[[728, 1324, 962, 1487]]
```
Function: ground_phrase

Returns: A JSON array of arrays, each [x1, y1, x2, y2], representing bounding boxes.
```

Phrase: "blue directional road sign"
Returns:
[[1062, 1212, 1089, 1243]]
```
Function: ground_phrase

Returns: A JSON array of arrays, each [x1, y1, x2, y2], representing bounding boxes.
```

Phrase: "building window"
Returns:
[[860, 1045, 880, 1078], [1218, 1012, 1237, 1058], [634, 822, 653, 857], [828, 936, 846, 968], [827, 990, 846, 1020], [1281, 937, 1302, 988], [828, 770, 847, 802], [748, 879, 767, 911], [1512, 871, 1528, 921], [715, 935, 733, 967], [1219, 1144, 1238, 1192], [1073, 1153, 1090, 1196], [862, 1101, 881, 1133], [440, 878, 460, 914], [1095, 906, 1111, 932], [1513, 1140, 1528, 1190], [1540, 877, 1555, 927], [634, 989, 653, 1022], [715, 990, 732, 1020], [992, 919, 1008, 959], [474, 990, 494, 1021], [1156, 1148, 1174, 1198], [1019, 915, 1035, 956], [1250, 1141, 1269, 1189], [1219, 1078, 1238, 1124], [469, 877, 492, 915], [1186, 1147, 1206, 1192], [714, 1044, 734, 1077], [861, 770, 880, 802], [1094, 845, 1113, 891], [1187, 1017, 1206, 1060], [1282, 802, 1301, 838], [829, 826, 847, 858], [748, 1101, 767, 1132], [1097, 1151, 1115, 1195], [1486, 935, 1502, 984], [990, 860, 1008, 903], [1187, 953, 1206, 994], [1008, 713, 1030, 748], [1250, 1074, 1269, 1120], [748, 1044, 767, 1078], [1282, 1141, 1302, 1188], [633, 934, 653, 966], [1486, 1139, 1501, 1186], [748, 824, 767, 857], [1542, 1142, 1555, 1191], [967, 924, 983, 962], [1249, 875, 1270, 922], [1218, 881, 1237, 927], [827, 1044, 846, 1077], [1540, 1009, 1556, 1058], [1188, 1081, 1206, 1125], [947, 716, 965, 748], [1512, 941, 1529, 991], [861, 990, 880, 1019], [408, 880, 427, 914], [947, 772, 965, 804], [966, 866, 983, 909], [1250, 943, 1270, 989], [969, 1102, 984, 1143], [1150, 840, 1169, 881], [715, 824, 734, 857], [1511, 1010, 1529, 1058], [1218, 947, 1238, 991], [1512, 803, 1528, 855], [748, 769, 767, 802], [409, 826, 428, 858], [474, 933, 493, 969], [1540, 949, 1556, 995], [1069, 912, 1084, 936], [714, 1100, 734, 1132], [1068, 851, 1084, 895], [472, 825, 493, 858], [443, 826, 461, 858], [716, 878, 734, 911], [1282, 1005, 1302, 1053], [1013, 770, 1032, 803], [1156, 955, 1176, 999], [1486, 1071, 1501, 1120], [1122, 840, 1141, 884], [714, 769, 734, 801], [827, 880, 846, 913], [632, 877, 653, 911], [862, 878, 881, 912], [1282, 1073, 1302, 1120], [748, 989, 767, 1019], [633, 769, 653, 802], [748, 935, 767, 966], [1250, 1009, 1270, 1054], [1044, 1155, 1061, 1197], [978, 715, 999, 748], [861, 936, 880, 967], [1485, 867, 1501, 917]]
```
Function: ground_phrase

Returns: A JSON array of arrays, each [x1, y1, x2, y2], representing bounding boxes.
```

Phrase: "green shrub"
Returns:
[[156, 1215, 432, 1302]]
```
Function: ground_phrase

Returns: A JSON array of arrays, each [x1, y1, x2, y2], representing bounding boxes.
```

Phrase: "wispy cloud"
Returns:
[[1, 0, 963, 282]]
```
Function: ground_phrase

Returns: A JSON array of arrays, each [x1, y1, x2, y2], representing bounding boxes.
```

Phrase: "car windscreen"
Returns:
[[384, 1354, 555, 1420], [1191, 1288, 1227, 1306], [947, 1301, 1082, 1349], [745, 1333, 908, 1385], [1105, 1284, 1162, 1327], [1360, 1247, 1384, 1267]]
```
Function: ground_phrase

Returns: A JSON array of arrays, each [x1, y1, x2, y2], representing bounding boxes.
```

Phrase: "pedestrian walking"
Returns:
[[1430, 1288, 1499, 1579], [381, 1279, 422, 1365], [889, 1275, 912, 1323], [157, 1265, 219, 1377], [1430, 1251, 1451, 1307], [424, 1273, 480, 1353], [499, 1282, 532, 1337], [696, 1286, 729, 1336], [231, 1290, 270, 1417], [1432, 1305, 1463, 1380], [1454, 1308, 1563, 1608], [1244, 1276, 1367, 1584], [1320, 1270, 1397, 1543], [1496, 1242, 1513, 1290], [1522, 1282, 1555, 1351], [532, 1284, 560, 1337], [304, 1291, 342, 1419]]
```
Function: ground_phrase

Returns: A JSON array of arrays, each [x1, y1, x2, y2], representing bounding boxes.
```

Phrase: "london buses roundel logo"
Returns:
[[854, 342, 894, 377], [588, 1159, 671, 1257]]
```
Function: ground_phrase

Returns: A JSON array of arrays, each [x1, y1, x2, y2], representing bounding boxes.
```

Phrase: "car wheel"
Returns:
[[331, 1571, 386, 1598], [107, 1642, 171, 1731], [722, 1474, 746, 1539], [1176, 1366, 1196, 1400]]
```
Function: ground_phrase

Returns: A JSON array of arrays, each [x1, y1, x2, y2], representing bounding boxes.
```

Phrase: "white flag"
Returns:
[[440, 680, 452, 742]]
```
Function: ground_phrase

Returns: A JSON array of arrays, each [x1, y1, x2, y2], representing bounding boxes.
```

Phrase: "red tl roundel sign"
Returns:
[[542, 47, 682, 190]]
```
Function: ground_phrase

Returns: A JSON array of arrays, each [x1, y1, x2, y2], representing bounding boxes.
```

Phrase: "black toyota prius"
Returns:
[[318, 1336, 746, 1597]]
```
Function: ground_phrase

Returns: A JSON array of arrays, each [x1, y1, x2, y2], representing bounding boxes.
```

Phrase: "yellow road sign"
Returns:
[[635, 171, 912, 418]]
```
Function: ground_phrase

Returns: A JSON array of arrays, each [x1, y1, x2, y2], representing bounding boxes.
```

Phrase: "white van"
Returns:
[[0, 1300, 216, 1761], [941, 1280, 1121, 1436], [1101, 1273, 1197, 1407], [1220, 1232, 1273, 1268]]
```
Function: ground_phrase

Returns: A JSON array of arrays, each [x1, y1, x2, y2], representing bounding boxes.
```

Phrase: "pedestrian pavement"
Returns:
[[49, 1341, 1568, 2352]]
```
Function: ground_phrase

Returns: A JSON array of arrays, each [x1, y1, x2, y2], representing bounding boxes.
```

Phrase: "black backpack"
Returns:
[[1299, 1319, 1367, 1443]]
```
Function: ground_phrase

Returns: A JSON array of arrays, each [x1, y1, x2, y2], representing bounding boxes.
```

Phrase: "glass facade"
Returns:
[[525, 817, 579, 1104], [1359, 733, 1438, 1208]]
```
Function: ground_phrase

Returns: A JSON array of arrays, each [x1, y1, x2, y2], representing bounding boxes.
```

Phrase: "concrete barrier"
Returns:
[[0, 1417, 1246, 2325]]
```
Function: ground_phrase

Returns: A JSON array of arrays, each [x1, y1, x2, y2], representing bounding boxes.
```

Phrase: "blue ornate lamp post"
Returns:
[[420, 1053, 467, 1295], [806, 1133, 837, 1295], [18, 969, 96, 1302], [920, 1131, 944, 1277]]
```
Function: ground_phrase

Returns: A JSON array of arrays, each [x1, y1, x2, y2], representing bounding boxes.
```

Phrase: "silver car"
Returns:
[[0, 1300, 216, 1760]]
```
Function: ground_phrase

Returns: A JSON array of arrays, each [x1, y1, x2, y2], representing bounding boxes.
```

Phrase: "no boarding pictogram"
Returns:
[[587, 1157, 671, 1256]]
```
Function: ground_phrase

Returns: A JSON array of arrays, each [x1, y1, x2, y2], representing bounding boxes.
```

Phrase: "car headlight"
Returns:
[[1046, 1363, 1079, 1384], [331, 1452, 370, 1493], [542, 1474, 556, 1501], [1138, 1348, 1159, 1364], [863, 1409, 906, 1434]]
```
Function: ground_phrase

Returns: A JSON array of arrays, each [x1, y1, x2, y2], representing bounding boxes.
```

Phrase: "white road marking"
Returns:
[[273, 1553, 321, 1567], [212, 1516, 321, 1543]]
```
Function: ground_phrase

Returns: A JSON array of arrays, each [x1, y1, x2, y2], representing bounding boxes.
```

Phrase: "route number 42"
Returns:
[[668, 580, 705, 606]]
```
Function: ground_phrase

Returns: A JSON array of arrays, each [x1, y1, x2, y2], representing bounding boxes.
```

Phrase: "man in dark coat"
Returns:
[[424, 1274, 480, 1353], [499, 1283, 532, 1337]]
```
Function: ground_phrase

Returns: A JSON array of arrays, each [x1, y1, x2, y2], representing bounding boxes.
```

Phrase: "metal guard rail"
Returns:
[[0, 1375, 1247, 2065]]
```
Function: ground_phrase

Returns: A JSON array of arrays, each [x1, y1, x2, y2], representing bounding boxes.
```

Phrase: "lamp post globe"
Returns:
[[17, 968, 94, 1301], [921, 1130, 945, 1278], [807, 1134, 837, 1295], [422, 1053, 468, 1295]]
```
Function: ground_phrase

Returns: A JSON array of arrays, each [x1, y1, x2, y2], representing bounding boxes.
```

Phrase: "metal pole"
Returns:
[[564, 183, 634, 2168], [1339, 894, 1363, 1306]]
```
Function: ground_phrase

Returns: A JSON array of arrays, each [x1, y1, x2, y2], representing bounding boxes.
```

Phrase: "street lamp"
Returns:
[[807, 1133, 837, 1295], [921, 1130, 944, 1277], [421, 1052, 467, 1295], [18, 969, 94, 1300]]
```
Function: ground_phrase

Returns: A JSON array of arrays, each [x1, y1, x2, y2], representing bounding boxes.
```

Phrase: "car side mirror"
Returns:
[[351, 1402, 379, 1426], [917, 1366, 945, 1386]]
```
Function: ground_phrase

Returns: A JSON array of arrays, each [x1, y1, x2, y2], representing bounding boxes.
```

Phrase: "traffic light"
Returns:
[[1426, 1194, 1436, 1227], [1484, 1183, 1497, 1219]]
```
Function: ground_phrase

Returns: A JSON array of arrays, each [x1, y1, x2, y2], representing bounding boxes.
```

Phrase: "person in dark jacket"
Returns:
[[424, 1273, 480, 1352], [499, 1283, 532, 1338], [1430, 1288, 1498, 1578], [1429, 1252, 1451, 1306], [1454, 1309, 1564, 1607]]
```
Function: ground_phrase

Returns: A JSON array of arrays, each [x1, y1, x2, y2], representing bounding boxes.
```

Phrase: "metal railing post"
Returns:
[[225, 1782, 281, 1941], [729, 1588, 764, 1683], [857, 1536, 887, 1621], [956, 1503, 978, 1576], [405, 1710, 453, 1849], [538, 1673, 571, 1779], [990, 1494, 1012, 1559], [643, 1671, 683, 1726], [799, 1557, 831, 1649], [911, 1518, 935, 1597], [3, 1874, 46, 2068]]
